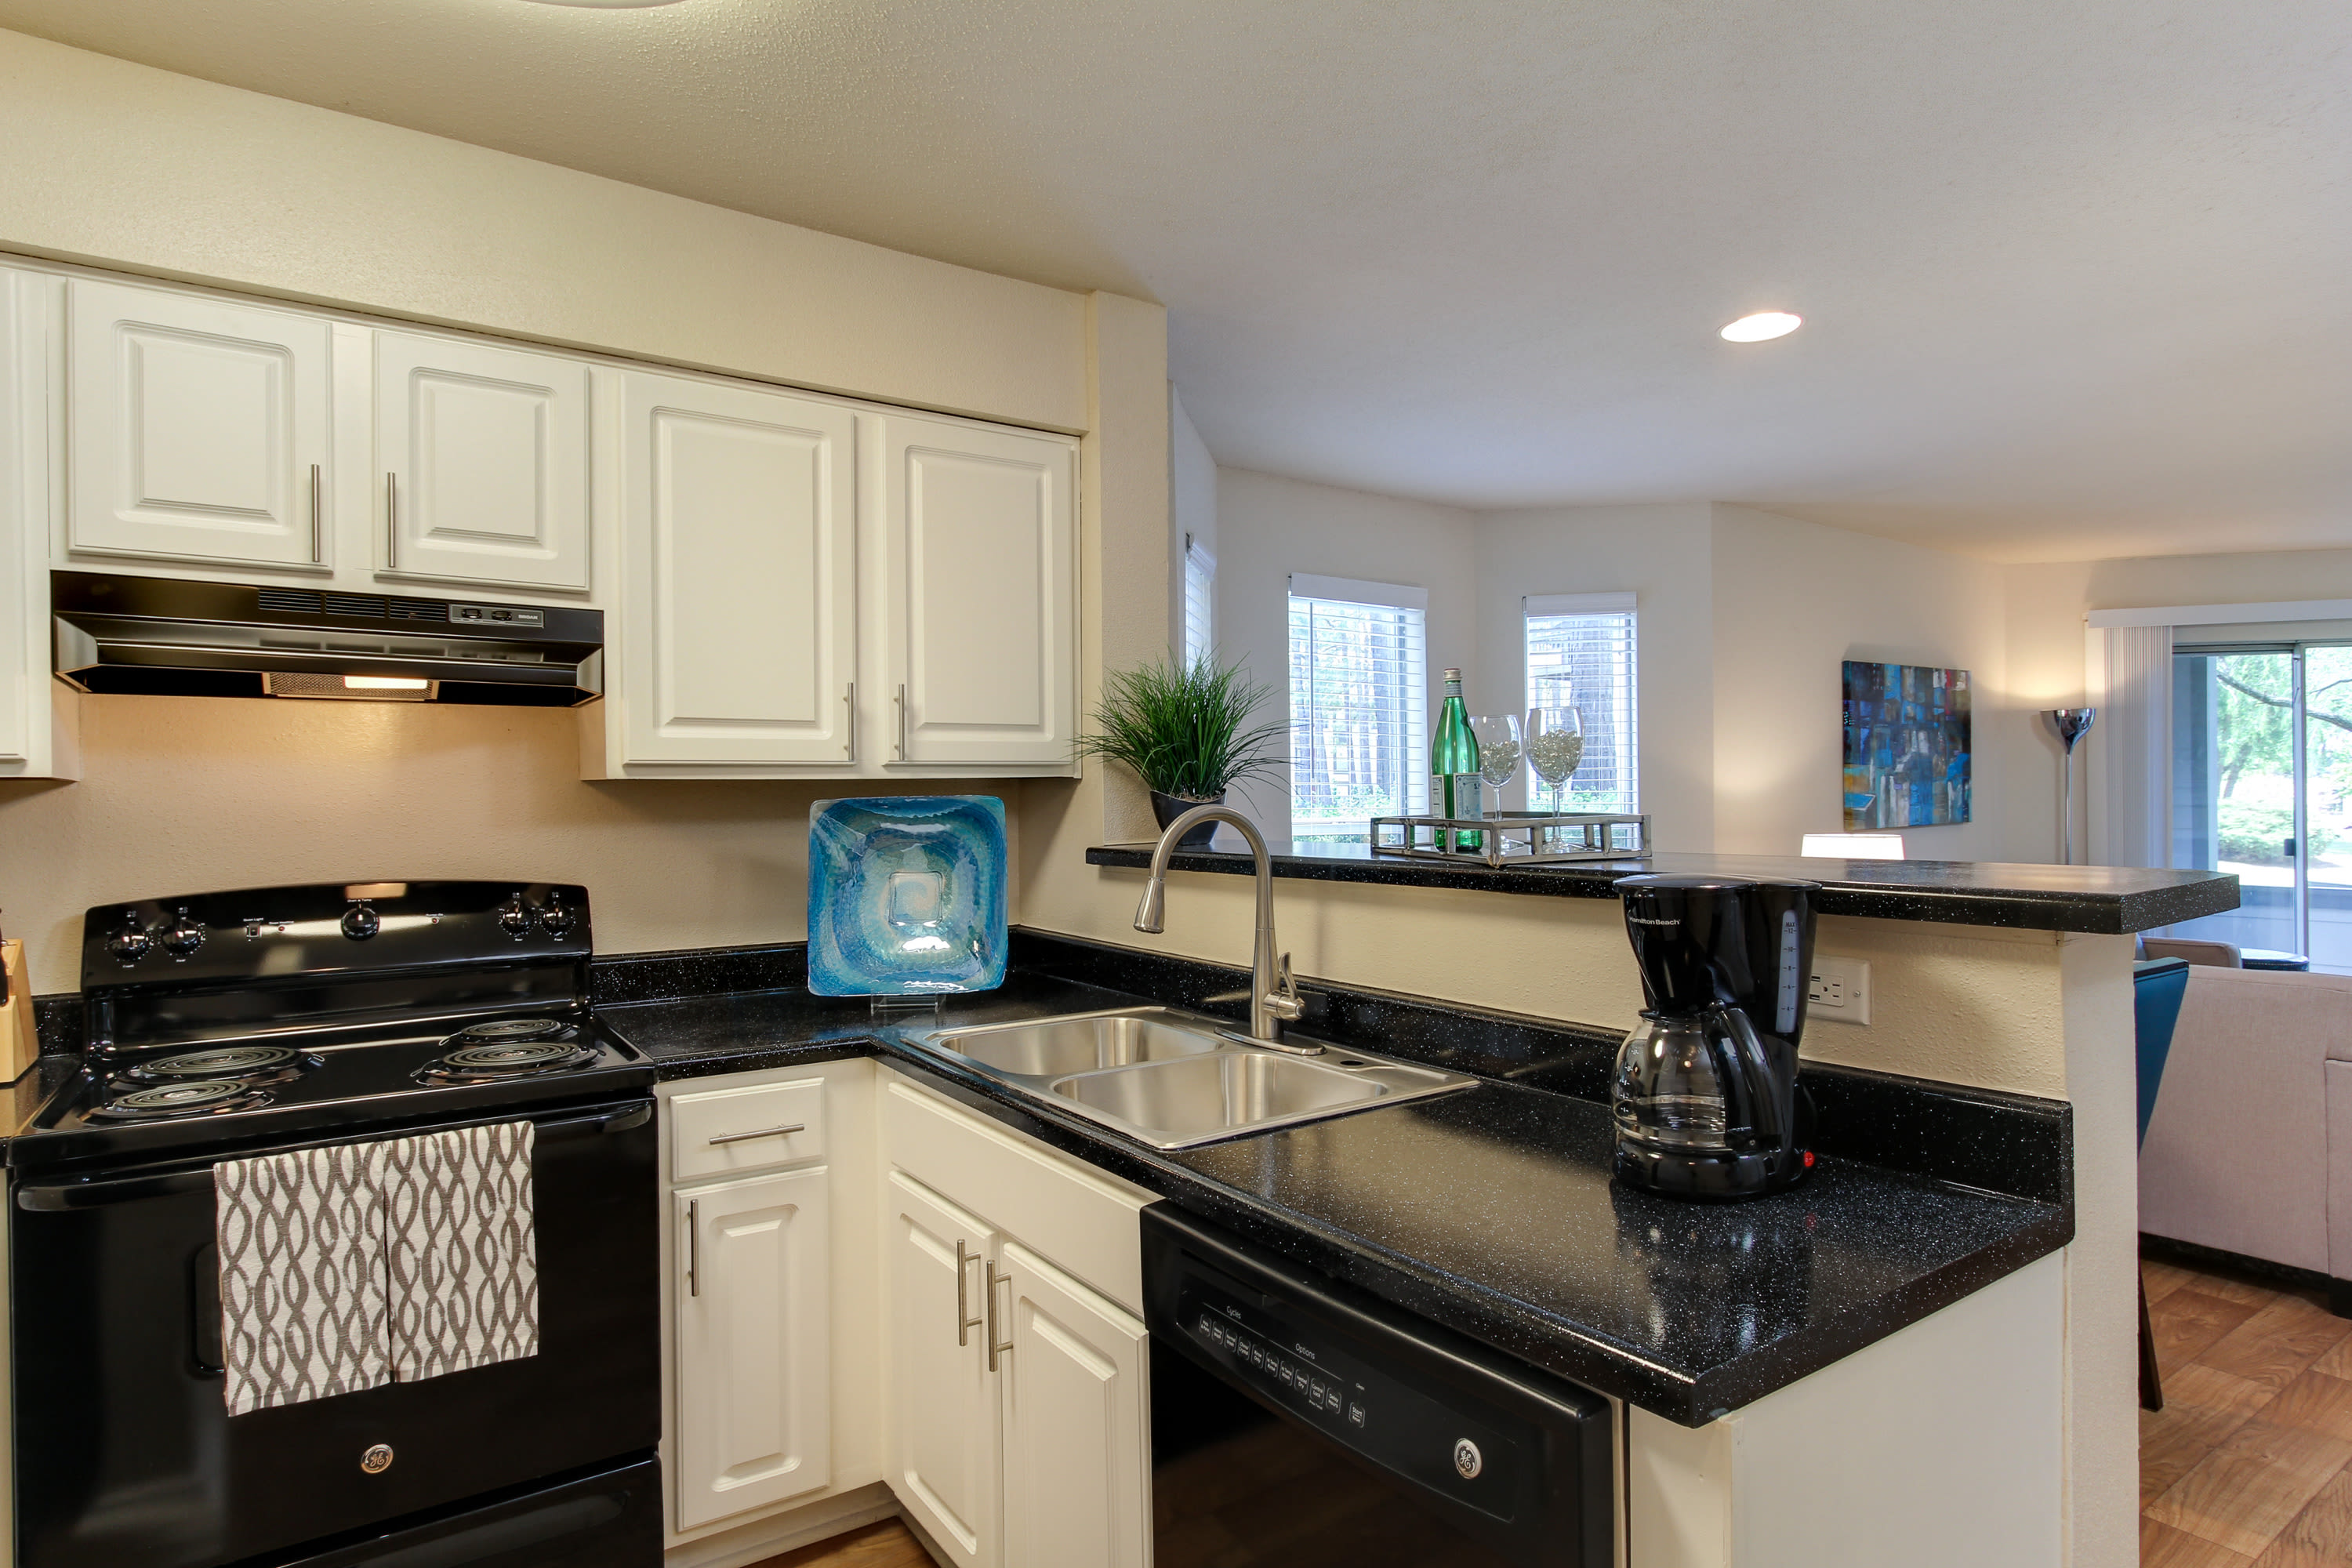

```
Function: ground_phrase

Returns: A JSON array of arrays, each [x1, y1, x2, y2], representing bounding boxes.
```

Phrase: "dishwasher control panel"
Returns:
[[1176, 1272, 1522, 1521]]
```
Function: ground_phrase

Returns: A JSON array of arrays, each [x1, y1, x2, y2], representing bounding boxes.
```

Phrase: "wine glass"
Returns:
[[1469, 714, 1523, 815], [1526, 705, 1584, 815]]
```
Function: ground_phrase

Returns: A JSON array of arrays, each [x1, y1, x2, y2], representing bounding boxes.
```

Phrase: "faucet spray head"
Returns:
[[1133, 876, 1167, 935]]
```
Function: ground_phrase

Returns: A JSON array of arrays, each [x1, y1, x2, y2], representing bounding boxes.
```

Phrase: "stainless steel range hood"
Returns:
[[53, 572, 603, 706]]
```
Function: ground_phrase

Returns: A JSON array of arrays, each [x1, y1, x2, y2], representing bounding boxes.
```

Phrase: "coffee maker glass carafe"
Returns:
[[1610, 874, 1819, 1200]]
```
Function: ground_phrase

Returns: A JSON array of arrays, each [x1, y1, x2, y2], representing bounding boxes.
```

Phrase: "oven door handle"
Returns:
[[15, 1100, 654, 1210], [16, 1168, 217, 1210], [533, 1102, 655, 1140]]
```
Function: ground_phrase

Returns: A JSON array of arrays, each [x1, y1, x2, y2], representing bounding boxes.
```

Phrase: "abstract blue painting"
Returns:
[[808, 795, 1008, 996], [1842, 662, 1971, 830]]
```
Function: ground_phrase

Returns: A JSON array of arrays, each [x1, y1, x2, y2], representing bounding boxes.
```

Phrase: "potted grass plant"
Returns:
[[1078, 655, 1286, 849]]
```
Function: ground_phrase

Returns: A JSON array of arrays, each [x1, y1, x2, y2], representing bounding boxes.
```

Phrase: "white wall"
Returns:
[[1169, 388, 1216, 659], [0, 28, 1089, 432], [1213, 467, 1479, 851], [1475, 503, 1719, 851], [1210, 489, 2009, 860], [1709, 504, 2008, 858]]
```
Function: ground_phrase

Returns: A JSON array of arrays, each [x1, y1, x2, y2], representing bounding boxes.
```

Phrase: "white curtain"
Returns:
[[2088, 624, 2173, 869]]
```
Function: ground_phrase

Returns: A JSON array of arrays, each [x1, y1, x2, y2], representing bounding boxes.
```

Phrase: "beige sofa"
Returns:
[[2139, 964, 2352, 1312]]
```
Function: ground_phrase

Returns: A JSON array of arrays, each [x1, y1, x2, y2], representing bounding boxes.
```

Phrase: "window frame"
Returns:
[[1181, 533, 1215, 667], [1522, 591, 1639, 815], [1287, 574, 1430, 841]]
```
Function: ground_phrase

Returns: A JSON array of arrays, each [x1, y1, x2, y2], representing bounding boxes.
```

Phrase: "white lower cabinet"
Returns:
[[672, 1166, 830, 1530], [887, 1172, 1001, 1568], [881, 1075, 1152, 1568], [662, 1062, 883, 1550], [996, 1239, 1151, 1568]]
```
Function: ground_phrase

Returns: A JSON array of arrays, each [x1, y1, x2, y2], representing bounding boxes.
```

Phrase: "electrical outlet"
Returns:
[[1809, 956, 1871, 1025]]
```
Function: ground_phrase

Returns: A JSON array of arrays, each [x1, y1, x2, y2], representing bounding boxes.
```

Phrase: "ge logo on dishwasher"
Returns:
[[1453, 1438, 1483, 1480]]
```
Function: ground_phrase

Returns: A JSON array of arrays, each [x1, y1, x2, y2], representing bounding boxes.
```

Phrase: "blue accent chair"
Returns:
[[2134, 956, 2190, 1412]]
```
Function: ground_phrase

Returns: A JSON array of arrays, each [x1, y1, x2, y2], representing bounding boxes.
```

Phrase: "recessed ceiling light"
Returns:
[[1721, 311, 1802, 343]]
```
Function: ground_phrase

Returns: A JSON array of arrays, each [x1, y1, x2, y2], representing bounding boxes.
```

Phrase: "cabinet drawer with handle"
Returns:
[[670, 1077, 826, 1181]]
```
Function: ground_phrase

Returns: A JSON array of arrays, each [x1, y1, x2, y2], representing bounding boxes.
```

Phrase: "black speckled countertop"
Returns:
[[1083, 842, 2239, 935], [598, 959, 2072, 1427]]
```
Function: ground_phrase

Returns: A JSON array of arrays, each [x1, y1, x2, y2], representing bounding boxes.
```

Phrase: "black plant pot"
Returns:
[[1149, 790, 1226, 850]]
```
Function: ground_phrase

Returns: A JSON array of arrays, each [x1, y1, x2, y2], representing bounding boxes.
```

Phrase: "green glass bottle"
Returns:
[[1431, 667, 1482, 850]]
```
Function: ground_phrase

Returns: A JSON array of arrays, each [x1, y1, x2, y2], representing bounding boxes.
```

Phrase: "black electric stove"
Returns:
[[10, 880, 661, 1568]]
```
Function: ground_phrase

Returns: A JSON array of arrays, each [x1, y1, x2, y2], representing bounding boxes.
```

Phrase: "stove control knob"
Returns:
[[105, 909, 153, 966], [537, 891, 576, 938], [340, 903, 380, 941], [158, 907, 206, 960], [498, 893, 535, 938]]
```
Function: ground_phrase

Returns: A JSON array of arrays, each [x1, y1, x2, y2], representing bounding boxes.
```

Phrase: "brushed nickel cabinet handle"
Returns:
[[706, 1123, 804, 1146], [686, 1197, 700, 1298], [895, 684, 909, 761], [956, 1240, 983, 1348], [985, 1258, 1013, 1371], [384, 473, 399, 569], [844, 683, 856, 761], [309, 464, 323, 563]]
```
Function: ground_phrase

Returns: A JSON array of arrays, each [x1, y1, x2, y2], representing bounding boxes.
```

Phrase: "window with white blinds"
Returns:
[[1524, 593, 1639, 813], [1181, 535, 1215, 666], [1288, 574, 1428, 840]]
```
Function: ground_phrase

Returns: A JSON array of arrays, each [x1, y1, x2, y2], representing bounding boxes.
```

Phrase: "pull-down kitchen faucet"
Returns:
[[1132, 804, 1316, 1054]]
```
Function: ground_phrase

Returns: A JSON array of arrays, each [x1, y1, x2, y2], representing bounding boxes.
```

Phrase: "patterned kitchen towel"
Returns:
[[215, 1142, 392, 1417], [380, 1122, 539, 1381]]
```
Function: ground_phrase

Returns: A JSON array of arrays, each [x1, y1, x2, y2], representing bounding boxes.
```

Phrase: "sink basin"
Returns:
[[1051, 1051, 1388, 1142], [908, 1005, 1475, 1149], [922, 1008, 1227, 1078]]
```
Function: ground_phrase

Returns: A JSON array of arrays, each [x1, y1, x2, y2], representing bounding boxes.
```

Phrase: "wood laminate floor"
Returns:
[[755, 1254, 2352, 1568], [2143, 1250, 2352, 1565], [748, 1520, 935, 1568]]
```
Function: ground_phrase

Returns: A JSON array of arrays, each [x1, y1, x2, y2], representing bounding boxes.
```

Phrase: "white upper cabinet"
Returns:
[[0, 268, 78, 780], [612, 371, 857, 767], [68, 281, 332, 570], [879, 414, 1076, 769], [375, 332, 590, 591]]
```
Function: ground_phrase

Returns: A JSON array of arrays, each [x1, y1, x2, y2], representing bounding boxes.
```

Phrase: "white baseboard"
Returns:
[[663, 1483, 900, 1568]]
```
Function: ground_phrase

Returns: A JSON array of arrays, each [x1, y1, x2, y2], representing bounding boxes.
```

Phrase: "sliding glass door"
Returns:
[[2172, 644, 2352, 971]]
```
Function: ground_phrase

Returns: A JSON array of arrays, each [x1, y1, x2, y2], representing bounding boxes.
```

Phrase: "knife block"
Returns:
[[1, 940, 36, 1083]]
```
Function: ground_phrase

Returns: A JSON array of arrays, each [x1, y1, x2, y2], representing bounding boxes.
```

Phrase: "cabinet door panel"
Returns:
[[376, 332, 588, 590], [998, 1240, 1149, 1568], [673, 1167, 831, 1530], [887, 1171, 1000, 1568], [618, 372, 856, 764], [0, 272, 34, 764], [881, 416, 1075, 767], [69, 281, 330, 568]]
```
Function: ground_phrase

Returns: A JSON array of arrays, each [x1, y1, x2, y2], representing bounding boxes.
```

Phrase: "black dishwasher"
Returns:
[[1143, 1205, 1615, 1568]]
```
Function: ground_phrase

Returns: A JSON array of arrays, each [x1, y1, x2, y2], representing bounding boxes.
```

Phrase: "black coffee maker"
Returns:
[[1610, 874, 1819, 1200]]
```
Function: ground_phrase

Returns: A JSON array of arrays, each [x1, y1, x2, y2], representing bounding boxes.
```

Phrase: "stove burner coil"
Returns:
[[89, 1080, 274, 1120], [415, 1025, 594, 1085], [125, 1045, 311, 1084], [443, 1041, 586, 1073], [449, 1018, 568, 1044]]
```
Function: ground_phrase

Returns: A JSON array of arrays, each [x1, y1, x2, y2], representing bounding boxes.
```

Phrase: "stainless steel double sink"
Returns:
[[906, 1006, 1475, 1149]]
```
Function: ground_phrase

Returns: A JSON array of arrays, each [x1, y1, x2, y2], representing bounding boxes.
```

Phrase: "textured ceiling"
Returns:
[[2, 0, 2347, 563]]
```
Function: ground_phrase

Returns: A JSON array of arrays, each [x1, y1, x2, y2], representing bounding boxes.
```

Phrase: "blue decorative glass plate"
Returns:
[[808, 795, 1008, 996]]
